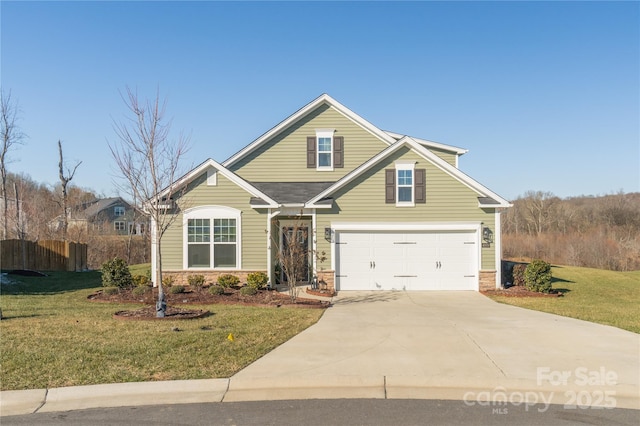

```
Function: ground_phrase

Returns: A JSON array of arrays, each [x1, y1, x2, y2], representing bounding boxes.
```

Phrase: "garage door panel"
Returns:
[[335, 230, 478, 291]]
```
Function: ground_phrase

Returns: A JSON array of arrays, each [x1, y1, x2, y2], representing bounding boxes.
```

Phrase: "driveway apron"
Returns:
[[226, 291, 640, 408]]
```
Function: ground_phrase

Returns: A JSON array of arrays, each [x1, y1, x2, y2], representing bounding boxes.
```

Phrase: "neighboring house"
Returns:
[[153, 94, 511, 291], [52, 197, 147, 236]]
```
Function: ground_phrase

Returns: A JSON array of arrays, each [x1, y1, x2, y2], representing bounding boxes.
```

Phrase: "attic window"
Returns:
[[385, 163, 426, 206], [114, 206, 125, 216], [307, 129, 344, 170]]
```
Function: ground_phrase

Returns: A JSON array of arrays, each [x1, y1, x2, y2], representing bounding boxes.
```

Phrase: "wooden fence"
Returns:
[[0, 240, 87, 271]]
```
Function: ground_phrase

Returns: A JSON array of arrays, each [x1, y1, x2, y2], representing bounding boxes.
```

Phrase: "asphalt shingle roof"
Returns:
[[250, 182, 335, 204]]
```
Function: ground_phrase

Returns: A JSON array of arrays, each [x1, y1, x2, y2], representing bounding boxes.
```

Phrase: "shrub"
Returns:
[[247, 271, 268, 290], [132, 286, 149, 296], [132, 274, 149, 287], [101, 257, 133, 289], [512, 264, 527, 287], [240, 286, 258, 296], [209, 284, 225, 295], [187, 274, 205, 288], [217, 274, 240, 288], [103, 286, 119, 295], [524, 259, 553, 293], [168, 285, 185, 294], [162, 275, 175, 287]]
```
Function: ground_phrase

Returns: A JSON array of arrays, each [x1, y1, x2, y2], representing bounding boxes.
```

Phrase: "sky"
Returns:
[[1, 1, 638, 201]]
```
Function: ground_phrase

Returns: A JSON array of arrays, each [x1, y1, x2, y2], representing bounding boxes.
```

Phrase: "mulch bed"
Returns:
[[306, 288, 336, 297], [482, 286, 563, 298], [89, 286, 330, 320]]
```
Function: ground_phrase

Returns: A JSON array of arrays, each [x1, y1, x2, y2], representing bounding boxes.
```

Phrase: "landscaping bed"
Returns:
[[482, 286, 563, 298], [89, 286, 330, 309]]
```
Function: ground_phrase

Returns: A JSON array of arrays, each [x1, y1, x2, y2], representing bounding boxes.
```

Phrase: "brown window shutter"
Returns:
[[307, 136, 316, 168], [385, 169, 395, 203], [333, 136, 344, 168], [415, 169, 426, 203]]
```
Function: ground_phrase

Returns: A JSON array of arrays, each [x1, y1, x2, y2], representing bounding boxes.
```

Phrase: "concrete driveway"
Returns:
[[226, 291, 640, 409]]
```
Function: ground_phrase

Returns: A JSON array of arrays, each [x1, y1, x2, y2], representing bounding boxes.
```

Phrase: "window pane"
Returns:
[[398, 170, 412, 185], [188, 219, 210, 243], [318, 137, 332, 152], [398, 187, 412, 202], [318, 153, 331, 167], [214, 244, 236, 268], [188, 244, 210, 267], [214, 218, 236, 242]]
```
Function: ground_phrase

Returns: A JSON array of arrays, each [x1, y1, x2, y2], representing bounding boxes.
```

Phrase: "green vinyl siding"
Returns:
[[315, 147, 497, 270], [161, 170, 267, 270], [427, 147, 458, 167], [229, 104, 388, 182]]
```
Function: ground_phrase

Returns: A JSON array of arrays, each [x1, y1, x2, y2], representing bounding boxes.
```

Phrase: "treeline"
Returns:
[[502, 191, 640, 271], [1, 172, 148, 269]]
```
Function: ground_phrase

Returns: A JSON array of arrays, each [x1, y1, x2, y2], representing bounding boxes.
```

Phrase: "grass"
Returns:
[[0, 268, 324, 391], [486, 265, 640, 334]]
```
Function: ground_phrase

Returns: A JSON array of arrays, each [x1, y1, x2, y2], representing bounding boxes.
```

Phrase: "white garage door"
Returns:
[[335, 230, 478, 291]]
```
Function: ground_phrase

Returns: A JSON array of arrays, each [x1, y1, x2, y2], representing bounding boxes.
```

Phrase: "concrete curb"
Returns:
[[1, 379, 229, 416], [2, 377, 638, 416]]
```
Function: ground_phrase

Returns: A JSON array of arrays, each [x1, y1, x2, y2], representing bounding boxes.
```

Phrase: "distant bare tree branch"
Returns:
[[1, 89, 26, 239], [57, 140, 82, 241]]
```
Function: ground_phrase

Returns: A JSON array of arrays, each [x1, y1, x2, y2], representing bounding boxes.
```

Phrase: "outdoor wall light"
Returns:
[[324, 227, 333, 242], [482, 227, 494, 244]]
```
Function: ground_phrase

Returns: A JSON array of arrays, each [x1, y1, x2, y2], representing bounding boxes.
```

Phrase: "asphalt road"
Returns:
[[2, 399, 637, 426]]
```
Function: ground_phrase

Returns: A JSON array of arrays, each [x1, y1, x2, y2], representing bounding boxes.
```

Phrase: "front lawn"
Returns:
[[0, 270, 324, 391], [485, 265, 640, 333]]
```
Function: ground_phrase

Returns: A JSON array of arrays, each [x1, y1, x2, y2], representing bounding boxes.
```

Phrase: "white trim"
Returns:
[[182, 205, 242, 270], [395, 162, 415, 207], [206, 168, 217, 186], [155, 158, 278, 208], [223, 94, 397, 168], [384, 130, 468, 156], [495, 210, 502, 289], [316, 129, 334, 171], [331, 222, 482, 232], [312, 209, 317, 277], [150, 217, 157, 286]]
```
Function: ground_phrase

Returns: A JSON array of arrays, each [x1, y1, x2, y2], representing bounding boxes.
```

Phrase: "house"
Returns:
[[153, 94, 511, 291], [52, 197, 147, 236]]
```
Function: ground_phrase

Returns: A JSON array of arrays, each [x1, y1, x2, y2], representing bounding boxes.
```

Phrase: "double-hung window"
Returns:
[[187, 218, 211, 267], [396, 163, 415, 207], [114, 206, 125, 216], [184, 206, 241, 269], [213, 218, 236, 267], [316, 129, 333, 171]]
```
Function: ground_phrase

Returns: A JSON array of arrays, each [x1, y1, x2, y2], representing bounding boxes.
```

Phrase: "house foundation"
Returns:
[[479, 270, 497, 291]]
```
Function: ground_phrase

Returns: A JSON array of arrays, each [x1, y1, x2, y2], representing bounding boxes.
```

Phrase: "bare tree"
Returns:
[[57, 140, 82, 241], [273, 215, 311, 302], [109, 87, 190, 317], [1, 90, 25, 239]]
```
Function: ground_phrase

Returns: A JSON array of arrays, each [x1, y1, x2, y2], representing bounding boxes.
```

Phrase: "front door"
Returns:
[[281, 226, 310, 283]]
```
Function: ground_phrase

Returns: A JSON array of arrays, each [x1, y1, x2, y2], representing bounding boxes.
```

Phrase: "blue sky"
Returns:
[[1, 1, 638, 200]]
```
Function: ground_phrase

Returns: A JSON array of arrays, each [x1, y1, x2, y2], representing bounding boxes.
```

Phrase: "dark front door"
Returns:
[[281, 226, 309, 283]]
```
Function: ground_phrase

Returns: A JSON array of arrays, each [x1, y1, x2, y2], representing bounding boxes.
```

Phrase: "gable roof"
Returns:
[[383, 131, 468, 156], [306, 136, 511, 208], [223, 94, 398, 168], [77, 197, 130, 219], [156, 158, 279, 208]]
